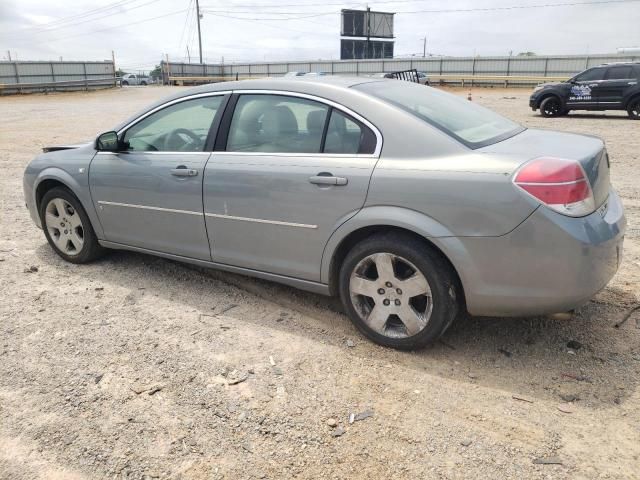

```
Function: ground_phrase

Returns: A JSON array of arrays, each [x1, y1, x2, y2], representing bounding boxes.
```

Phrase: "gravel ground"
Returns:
[[1, 85, 639, 480]]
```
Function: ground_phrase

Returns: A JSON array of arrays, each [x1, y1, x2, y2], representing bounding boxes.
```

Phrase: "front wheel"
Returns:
[[539, 96, 564, 117], [40, 187, 106, 264], [339, 233, 460, 350], [628, 98, 640, 119]]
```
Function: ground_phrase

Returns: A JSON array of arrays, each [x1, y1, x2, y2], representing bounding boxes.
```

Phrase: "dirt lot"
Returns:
[[1, 85, 639, 480]]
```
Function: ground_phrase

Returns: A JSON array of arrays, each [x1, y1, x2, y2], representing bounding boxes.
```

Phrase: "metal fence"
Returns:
[[163, 53, 640, 87], [0, 60, 116, 95]]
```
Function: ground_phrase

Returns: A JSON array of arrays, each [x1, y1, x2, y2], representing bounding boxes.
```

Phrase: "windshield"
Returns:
[[354, 81, 524, 148]]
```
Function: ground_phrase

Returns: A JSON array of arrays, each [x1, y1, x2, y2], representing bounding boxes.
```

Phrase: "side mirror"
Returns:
[[95, 131, 120, 152]]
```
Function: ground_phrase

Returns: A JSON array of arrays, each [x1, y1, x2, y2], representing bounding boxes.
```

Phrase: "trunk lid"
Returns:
[[479, 128, 610, 208]]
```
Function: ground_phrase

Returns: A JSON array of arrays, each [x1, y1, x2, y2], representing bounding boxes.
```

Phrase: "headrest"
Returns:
[[306, 110, 325, 135], [262, 106, 298, 138]]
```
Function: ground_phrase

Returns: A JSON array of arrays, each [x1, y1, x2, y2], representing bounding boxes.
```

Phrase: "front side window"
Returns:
[[574, 68, 605, 82], [604, 66, 632, 80], [227, 95, 329, 153], [355, 81, 523, 148], [123, 96, 223, 152]]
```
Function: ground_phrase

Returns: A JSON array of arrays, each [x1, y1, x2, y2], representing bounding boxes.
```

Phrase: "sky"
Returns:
[[1, 0, 639, 72]]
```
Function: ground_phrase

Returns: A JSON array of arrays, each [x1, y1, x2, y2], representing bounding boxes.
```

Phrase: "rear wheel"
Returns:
[[540, 96, 564, 117], [628, 98, 640, 119], [122, 80, 129, 86], [40, 187, 106, 264], [339, 233, 460, 350]]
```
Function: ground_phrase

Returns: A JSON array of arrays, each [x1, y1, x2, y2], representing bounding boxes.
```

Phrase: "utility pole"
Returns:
[[187, 45, 191, 64], [422, 36, 427, 57], [195, 0, 203, 64], [6, 50, 11, 61]]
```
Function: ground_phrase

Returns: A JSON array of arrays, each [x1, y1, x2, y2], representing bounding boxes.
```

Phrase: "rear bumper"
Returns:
[[442, 189, 625, 316]]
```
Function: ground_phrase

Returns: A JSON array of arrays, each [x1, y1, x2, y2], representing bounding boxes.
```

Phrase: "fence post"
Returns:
[[13, 62, 21, 93], [506, 57, 510, 87], [50, 62, 56, 84], [471, 57, 476, 87], [82, 62, 88, 91], [356, 61, 359, 76], [266, 63, 270, 77], [543, 57, 549, 77]]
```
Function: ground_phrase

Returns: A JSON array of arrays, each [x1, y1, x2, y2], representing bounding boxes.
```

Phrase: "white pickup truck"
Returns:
[[120, 74, 150, 86]]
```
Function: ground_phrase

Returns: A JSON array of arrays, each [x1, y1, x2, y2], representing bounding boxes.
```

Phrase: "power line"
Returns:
[[202, 0, 639, 16], [5, 0, 166, 40], [399, 0, 640, 14], [25, 8, 189, 44], [4, 0, 136, 34]]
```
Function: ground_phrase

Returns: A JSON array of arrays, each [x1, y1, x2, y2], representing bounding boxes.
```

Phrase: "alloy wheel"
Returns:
[[44, 198, 84, 255], [349, 252, 433, 338], [542, 98, 561, 116]]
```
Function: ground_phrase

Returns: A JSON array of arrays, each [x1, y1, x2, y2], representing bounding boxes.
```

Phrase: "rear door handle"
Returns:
[[309, 175, 348, 186], [171, 166, 198, 177]]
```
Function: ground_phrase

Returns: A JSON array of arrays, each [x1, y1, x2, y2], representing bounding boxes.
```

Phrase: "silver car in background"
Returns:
[[23, 77, 625, 349]]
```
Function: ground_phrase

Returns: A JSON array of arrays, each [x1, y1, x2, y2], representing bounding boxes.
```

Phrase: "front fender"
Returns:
[[320, 205, 473, 288], [32, 167, 104, 238]]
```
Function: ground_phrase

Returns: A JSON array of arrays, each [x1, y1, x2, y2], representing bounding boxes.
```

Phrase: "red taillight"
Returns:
[[514, 157, 595, 217]]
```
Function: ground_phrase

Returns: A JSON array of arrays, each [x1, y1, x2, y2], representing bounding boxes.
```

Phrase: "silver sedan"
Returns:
[[23, 77, 626, 349]]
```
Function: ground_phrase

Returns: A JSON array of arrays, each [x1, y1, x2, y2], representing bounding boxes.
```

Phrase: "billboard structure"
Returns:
[[340, 9, 395, 60]]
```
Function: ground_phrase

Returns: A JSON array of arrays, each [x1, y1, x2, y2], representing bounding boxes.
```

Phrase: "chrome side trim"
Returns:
[[205, 212, 317, 229], [214, 151, 375, 159], [96, 151, 210, 156], [116, 91, 231, 136], [97, 240, 331, 296], [97, 200, 202, 216], [229, 89, 383, 158]]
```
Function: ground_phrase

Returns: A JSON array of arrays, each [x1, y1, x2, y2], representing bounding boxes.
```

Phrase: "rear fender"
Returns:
[[320, 205, 473, 289]]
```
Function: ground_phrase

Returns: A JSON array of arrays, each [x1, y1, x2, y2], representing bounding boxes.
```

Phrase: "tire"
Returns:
[[539, 96, 564, 117], [339, 232, 460, 350], [141, 81, 147, 86], [122, 80, 129, 86], [39, 187, 106, 264], [628, 98, 640, 119]]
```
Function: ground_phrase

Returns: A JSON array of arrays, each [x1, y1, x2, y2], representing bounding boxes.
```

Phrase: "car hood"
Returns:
[[535, 81, 564, 89]]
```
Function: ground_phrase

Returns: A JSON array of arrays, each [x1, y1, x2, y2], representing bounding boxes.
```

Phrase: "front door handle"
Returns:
[[171, 166, 198, 177], [309, 174, 348, 186]]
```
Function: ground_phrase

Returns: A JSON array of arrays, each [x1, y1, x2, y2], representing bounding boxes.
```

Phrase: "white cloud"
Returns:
[[0, 0, 637, 68]]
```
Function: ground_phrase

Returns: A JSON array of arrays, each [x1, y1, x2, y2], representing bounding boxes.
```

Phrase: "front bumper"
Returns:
[[529, 95, 539, 110], [442, 189, 626, 317]]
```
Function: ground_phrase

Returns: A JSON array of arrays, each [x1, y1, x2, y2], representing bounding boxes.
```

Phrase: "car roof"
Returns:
[[113, 76, 384, 132], [595, 62, 640, 67]]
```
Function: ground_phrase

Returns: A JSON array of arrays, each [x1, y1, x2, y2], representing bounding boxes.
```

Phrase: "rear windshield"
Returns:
[[354, 81, 524, 148]]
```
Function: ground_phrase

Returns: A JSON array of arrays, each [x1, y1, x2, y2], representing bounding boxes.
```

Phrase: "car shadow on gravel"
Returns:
[[35, 244, 640, 409]]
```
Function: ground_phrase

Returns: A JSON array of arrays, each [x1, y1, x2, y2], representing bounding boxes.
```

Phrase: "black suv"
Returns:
[[529, 62, 640, 119]]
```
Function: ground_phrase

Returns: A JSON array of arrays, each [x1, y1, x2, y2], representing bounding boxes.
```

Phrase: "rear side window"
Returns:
[[226, 94, 377, 155], [227, 95, 328, 153], [324, 110, 376, 154], [574, 68, 605, 82], [604, 66, 633, 80]]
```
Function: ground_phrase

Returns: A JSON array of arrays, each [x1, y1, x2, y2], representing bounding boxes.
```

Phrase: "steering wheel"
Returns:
[[163, 128, 202, 151]]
